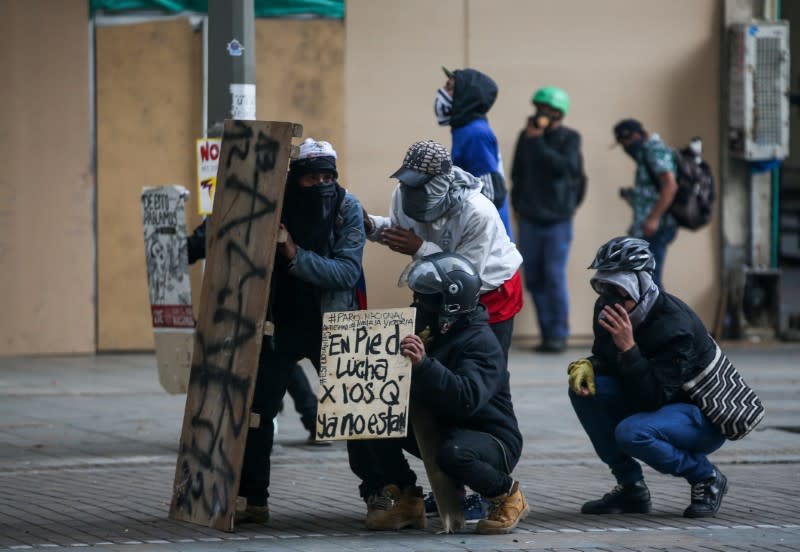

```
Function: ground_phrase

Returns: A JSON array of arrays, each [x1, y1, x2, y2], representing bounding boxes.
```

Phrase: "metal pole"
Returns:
[[207, 0, 256, 137], [749, 169, 757, 266], [201, 15, 208, 138]]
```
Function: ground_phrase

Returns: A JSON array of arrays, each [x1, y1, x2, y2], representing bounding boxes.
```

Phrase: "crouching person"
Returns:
[[348, 252, 528, 534], [569, 237, 763, 519]]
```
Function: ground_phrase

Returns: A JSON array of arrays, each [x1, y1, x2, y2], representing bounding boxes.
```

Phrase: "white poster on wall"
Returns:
[[229, 83, 256, 120]]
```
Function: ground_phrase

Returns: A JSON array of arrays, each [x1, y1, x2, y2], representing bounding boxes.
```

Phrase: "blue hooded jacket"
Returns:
[[448, 68, 514, 239]]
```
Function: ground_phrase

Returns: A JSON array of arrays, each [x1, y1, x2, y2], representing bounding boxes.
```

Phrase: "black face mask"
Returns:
[[600, 288, 628, 309], [597, 287, 628, 325], [623, 138, 644, 160], [413, 293, 442, 335]]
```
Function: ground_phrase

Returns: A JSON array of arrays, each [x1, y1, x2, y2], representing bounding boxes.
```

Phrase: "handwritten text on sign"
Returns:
[[317, 308, 415, 441]]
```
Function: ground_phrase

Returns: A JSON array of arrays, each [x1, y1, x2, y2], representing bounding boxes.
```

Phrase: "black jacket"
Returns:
[[511, 125, 585, 224], [411, 307, 522, 463], [590, 292, 716, 412], [450, 69, 498, 129], [186, 219, 207, 264]]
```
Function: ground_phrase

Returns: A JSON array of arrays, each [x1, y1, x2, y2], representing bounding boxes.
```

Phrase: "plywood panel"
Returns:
[[96, 18, 345, 351], [96, 19, 203, 351], [0, 0, 93, 355], [346, 0, 721, 339]]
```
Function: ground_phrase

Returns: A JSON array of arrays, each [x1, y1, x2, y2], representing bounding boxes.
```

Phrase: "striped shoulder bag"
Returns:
[[681, 341, 765, 440]]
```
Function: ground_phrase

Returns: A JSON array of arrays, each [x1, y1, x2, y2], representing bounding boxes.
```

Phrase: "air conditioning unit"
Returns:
[[728, 22, 790, 160]]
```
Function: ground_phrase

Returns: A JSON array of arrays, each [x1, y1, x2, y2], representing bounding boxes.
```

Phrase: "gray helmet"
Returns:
[[406, 252, 481, 332], [589, 236, 655, 274]]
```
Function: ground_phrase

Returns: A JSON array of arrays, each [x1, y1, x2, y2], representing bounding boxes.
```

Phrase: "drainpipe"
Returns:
[[771, 0, 782, 268]]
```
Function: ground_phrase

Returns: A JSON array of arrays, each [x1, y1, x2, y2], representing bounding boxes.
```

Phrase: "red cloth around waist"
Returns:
[[479, 271, 523, 324]]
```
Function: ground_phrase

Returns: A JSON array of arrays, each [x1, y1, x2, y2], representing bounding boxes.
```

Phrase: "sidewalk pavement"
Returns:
[[0, 342, 798, 551]]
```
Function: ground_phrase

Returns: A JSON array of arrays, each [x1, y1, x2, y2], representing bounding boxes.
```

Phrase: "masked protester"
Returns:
[[511, 86, 586, 354], [613, 119, 679, 288], [436, 66, 513, 240], [568, 237, 763, 519], [236, 138, 366, 524], [348, 253, 527, 535], [363, 141, 523, 522], [363, 140, 522, 362], [186, 229, 328, 446]]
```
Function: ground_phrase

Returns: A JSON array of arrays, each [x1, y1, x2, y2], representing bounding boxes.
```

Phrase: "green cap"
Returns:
[[532, 87, 570, 115]]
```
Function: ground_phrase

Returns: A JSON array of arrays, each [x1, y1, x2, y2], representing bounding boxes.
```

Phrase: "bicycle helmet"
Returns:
[[589, 236, 656, 274]]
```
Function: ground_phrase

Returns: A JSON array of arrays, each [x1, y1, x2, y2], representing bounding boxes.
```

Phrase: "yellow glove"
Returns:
[[567, 358, 596, 396]]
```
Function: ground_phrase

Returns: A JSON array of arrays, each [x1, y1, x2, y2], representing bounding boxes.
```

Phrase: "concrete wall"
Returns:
[[2, 1, 725, 353], [346, 0, 722, 340], [0, 0, 94, 355]]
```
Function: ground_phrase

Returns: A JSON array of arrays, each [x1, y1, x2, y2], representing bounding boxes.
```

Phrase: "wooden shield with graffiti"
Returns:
[[168, 120, 302, 531]]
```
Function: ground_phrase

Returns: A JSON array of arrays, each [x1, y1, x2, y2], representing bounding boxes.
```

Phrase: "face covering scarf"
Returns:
[[434, 87, 453, 126], [282, 181, 341, 255], [623, 138, 644, 160], [401, 172, 463, 222], [591, 270, 659, 328]]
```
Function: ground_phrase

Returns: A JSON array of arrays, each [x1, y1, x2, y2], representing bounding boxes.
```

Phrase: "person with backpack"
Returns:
[[613, 119, 678, 289], [567, 236, 763, 519], [511, 86, 586, 353]]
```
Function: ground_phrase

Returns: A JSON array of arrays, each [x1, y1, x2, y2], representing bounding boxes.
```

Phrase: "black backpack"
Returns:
[[646, 144, 714, 231]]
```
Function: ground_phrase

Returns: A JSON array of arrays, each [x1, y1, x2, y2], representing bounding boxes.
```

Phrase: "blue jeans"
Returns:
[[569, 376, 725, 485], [644, 225, 677, 289], [518, 219, 572, 340]]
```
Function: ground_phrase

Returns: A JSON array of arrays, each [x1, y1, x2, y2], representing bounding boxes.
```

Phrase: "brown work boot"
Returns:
[[476, 481, 529, 535], [234, 501, 269, 524], [365, 484, 426, 530]]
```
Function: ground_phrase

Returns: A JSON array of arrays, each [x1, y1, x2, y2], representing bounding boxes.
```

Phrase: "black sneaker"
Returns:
[[424, 491, 438, 517], [581, 480, 651, 514], [534, 339, 567, 353], [683, 467, 728, 518]]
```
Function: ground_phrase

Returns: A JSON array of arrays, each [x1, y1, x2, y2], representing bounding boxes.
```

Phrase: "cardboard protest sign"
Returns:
[[316, 308, 415, 441]]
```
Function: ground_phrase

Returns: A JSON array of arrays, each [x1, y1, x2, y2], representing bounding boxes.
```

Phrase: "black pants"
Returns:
[[348, 424, 516, 501], [287, 364, 317, 433], [238, 344, 320, 504], [490, 317, 515, 365]]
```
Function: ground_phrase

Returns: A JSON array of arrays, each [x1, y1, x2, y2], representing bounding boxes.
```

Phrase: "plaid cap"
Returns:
[[390, 140, 452, 187]]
